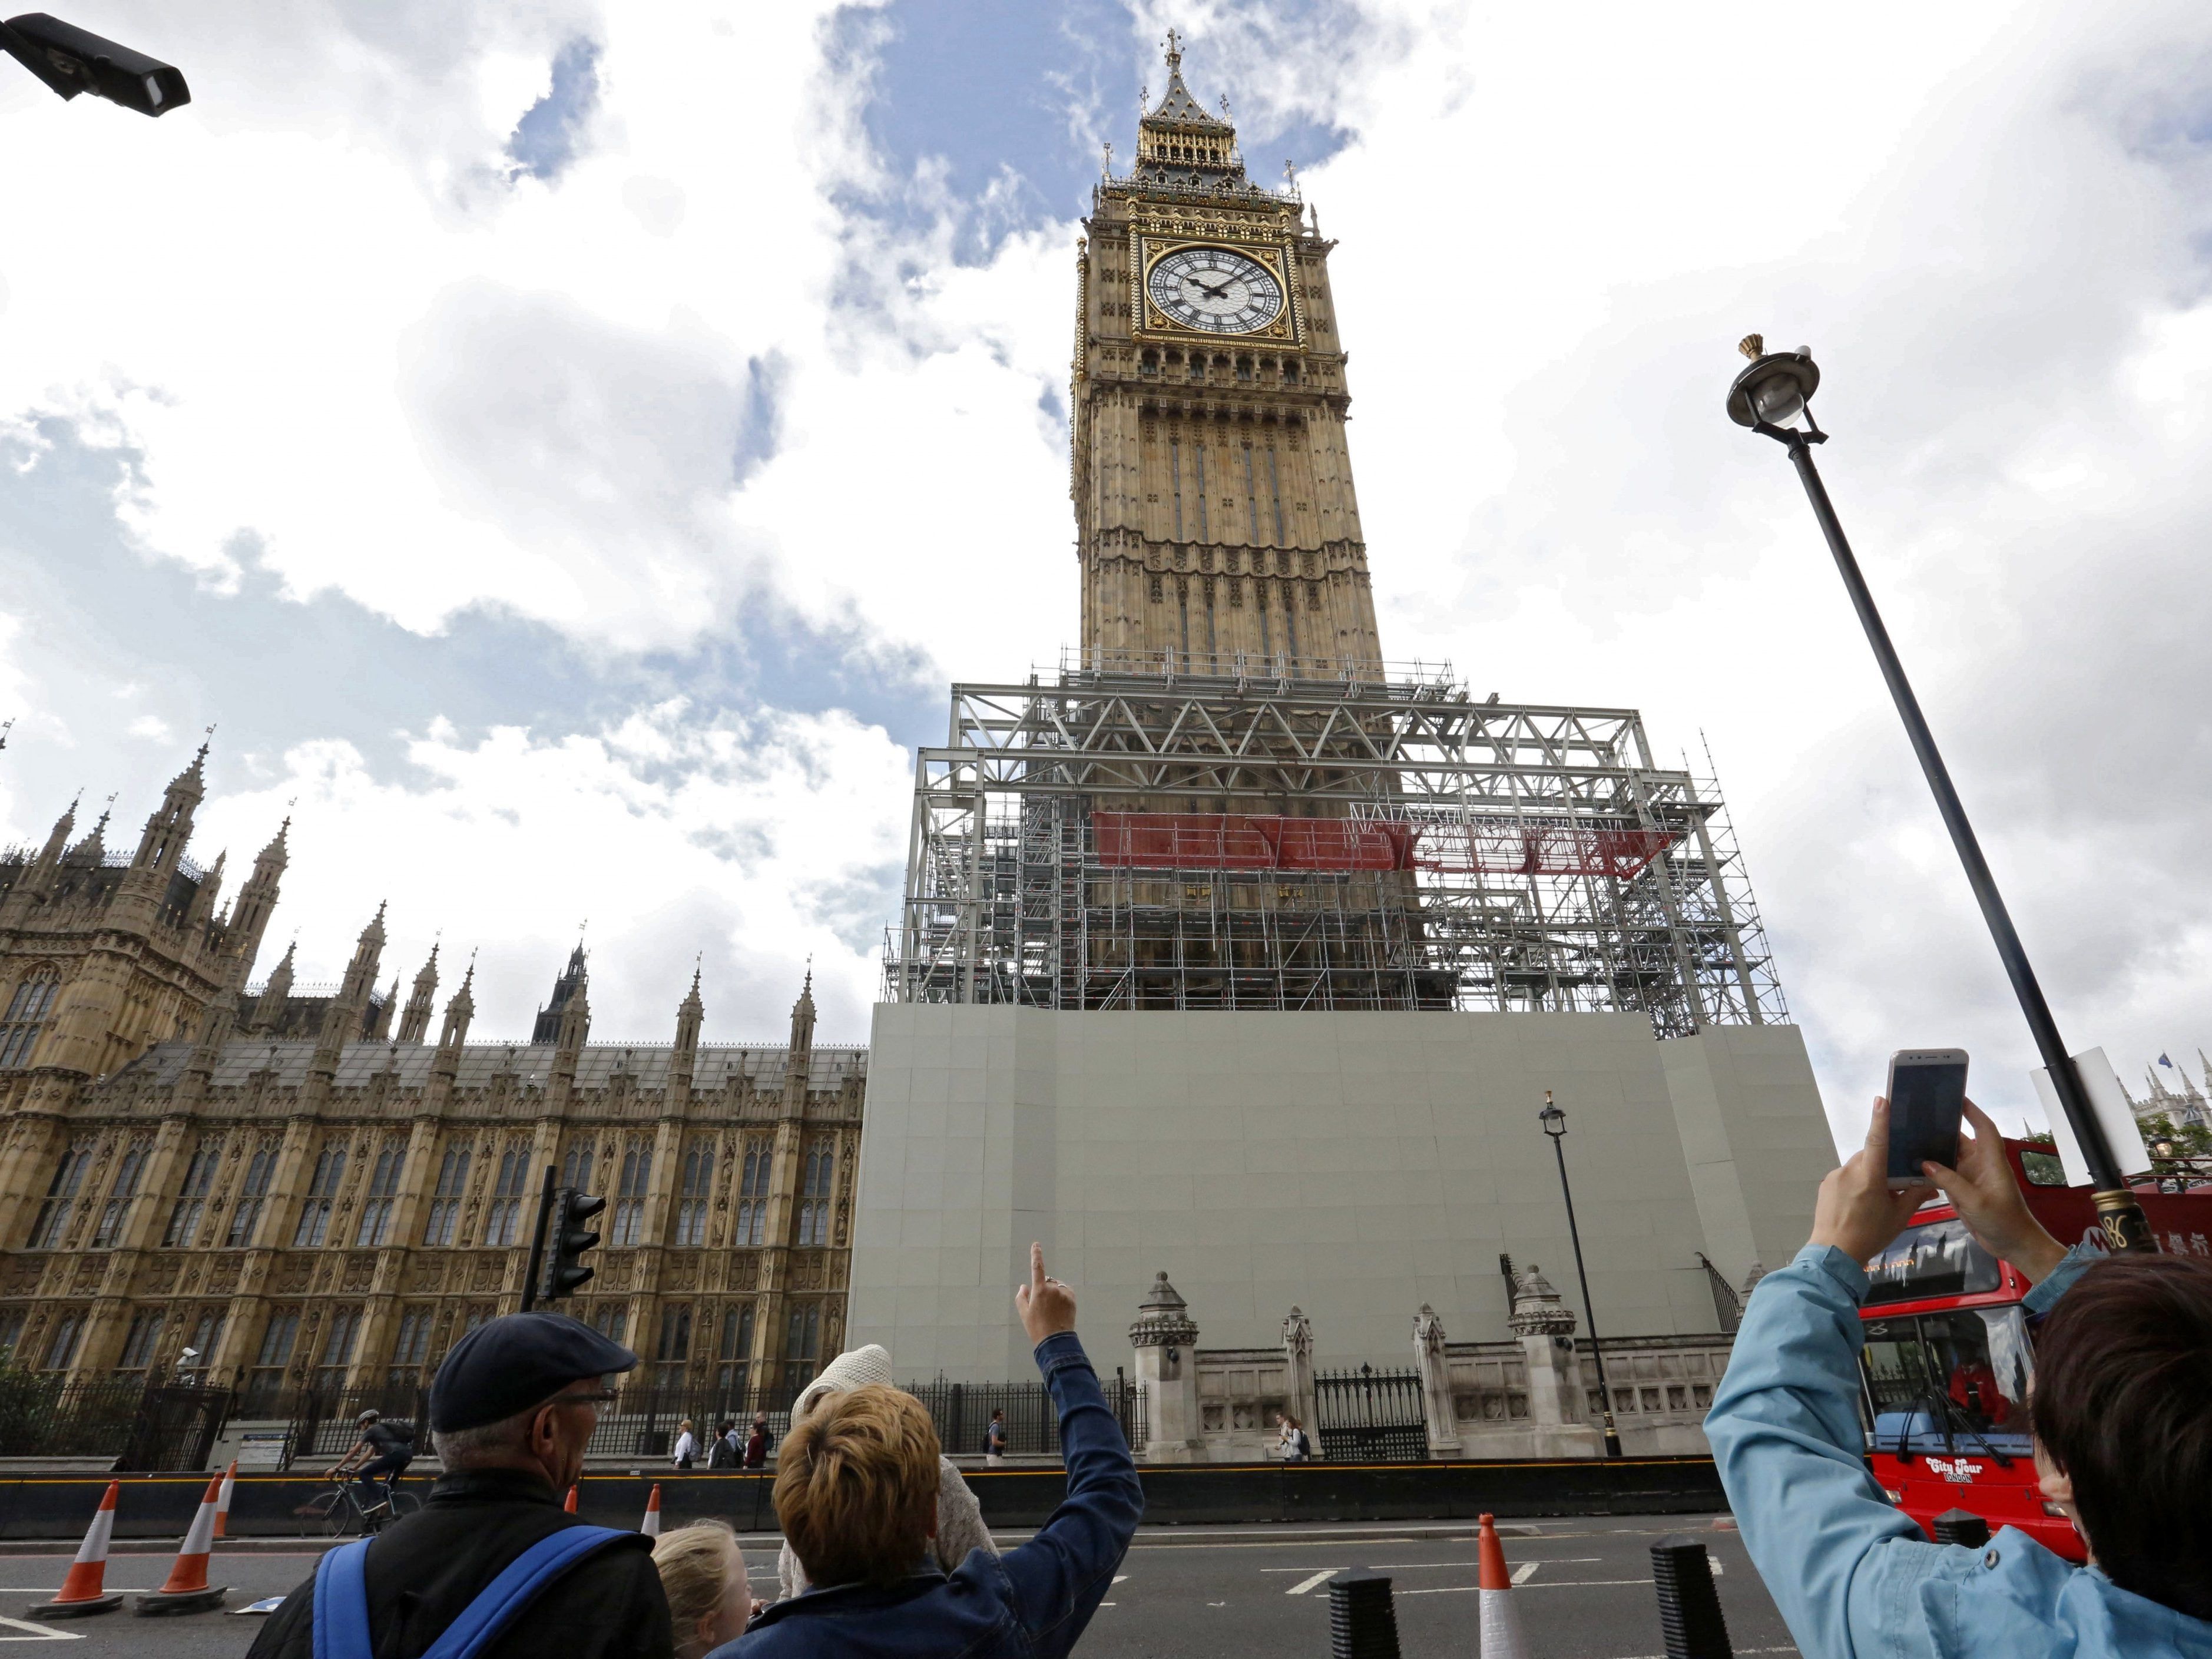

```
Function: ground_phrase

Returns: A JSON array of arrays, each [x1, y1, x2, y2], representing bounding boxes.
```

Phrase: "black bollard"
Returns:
[[1326, 1569, 1400, 1659], [1932, 1508, 1991, 1549], [1650, 1537, 1733, 1659]]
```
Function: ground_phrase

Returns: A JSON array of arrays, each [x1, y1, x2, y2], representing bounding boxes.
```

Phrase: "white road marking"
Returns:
[[1401, 1578, 1661, 1594], [1260, 1567, 1345, 1574], [1512, 1562, 1539, 1585], [1284, 1571, 1337, 1596], [0, 1618, 81, 1642], [1112, 1577, 1127, 1584], [1363, 1558, 1601, 1569]]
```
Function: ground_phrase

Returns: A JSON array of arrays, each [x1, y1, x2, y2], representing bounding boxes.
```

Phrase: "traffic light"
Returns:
[[538, 1187, 604, 1303], [1, 14, 190, 115]]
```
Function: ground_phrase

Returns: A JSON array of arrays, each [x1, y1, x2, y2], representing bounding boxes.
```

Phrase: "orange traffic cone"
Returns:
[[213, 1459, 237, 1540], [133, 1471, 229, 1615], [1477, 1513, 1529, 1659], [641, 1484, 662, 1537], [564, 1485, 578, 1514], [27, 1481, 122, 1619]]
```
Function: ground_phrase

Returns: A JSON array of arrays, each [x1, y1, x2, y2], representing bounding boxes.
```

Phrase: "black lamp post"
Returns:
[[0, 12, 190, 115], [1727, 337, 2154, 1255], [1539, 1091, 1623, 1459]]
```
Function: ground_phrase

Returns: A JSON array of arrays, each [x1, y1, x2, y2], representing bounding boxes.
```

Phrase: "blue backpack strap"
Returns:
[[420, 1526, 637, 1659], [310, 1538, 376, 1659]]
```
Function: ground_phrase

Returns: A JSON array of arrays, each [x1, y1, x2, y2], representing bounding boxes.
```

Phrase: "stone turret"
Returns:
[[396, 945, 439, 1045], [1129, 1271, 1203, 1462]]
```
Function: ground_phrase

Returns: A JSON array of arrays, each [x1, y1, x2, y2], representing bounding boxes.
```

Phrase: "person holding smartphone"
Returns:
[[1707, 1092, 2212, 1658]]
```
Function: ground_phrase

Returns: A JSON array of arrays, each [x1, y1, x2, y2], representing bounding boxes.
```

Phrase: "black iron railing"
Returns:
[[1314, 1363, 1428, 1463]]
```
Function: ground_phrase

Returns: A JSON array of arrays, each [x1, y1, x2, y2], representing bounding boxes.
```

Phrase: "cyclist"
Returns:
[[329, 1409, 415, 1516]]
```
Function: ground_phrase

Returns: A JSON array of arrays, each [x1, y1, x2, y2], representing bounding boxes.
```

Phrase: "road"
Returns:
[[0, 1514, 1796, 1658]]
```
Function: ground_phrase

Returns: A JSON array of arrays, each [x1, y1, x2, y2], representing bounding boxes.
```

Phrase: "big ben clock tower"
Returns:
[[1073, 34, 1383, 674]]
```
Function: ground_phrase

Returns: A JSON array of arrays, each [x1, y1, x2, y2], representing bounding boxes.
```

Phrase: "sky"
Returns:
[[3, 1, 2210, 1144]]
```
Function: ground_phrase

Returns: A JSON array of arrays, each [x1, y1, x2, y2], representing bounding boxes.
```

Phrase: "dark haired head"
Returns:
[[2030, 1253, 2212, 1620]]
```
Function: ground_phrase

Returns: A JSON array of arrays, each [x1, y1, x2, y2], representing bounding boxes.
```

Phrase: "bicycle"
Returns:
[[295, 1471, 422, 1538]]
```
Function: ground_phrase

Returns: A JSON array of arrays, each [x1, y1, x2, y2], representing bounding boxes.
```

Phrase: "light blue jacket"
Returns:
[[1706, 1242, 2212, 1659]]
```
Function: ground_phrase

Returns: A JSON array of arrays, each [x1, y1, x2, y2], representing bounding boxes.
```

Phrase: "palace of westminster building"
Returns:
[[0, 745, 864, 1410]]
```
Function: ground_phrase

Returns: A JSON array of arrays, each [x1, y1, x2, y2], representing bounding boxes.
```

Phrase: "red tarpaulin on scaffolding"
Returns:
[[1091, 813, 1677, 879]]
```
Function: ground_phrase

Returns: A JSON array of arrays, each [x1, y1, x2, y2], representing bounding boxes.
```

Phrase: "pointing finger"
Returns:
[[1031, 1241, 1046, 1295]]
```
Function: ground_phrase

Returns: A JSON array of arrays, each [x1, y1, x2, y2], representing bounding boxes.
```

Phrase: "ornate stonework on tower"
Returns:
[[1074, 34, 1381, 675]]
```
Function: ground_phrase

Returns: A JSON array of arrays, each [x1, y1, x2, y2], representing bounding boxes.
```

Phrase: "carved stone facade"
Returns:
[[0, 757, 865, 1406]]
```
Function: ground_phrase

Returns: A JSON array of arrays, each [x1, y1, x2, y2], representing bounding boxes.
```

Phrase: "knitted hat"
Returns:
[[793, 1343, 893, 1419]]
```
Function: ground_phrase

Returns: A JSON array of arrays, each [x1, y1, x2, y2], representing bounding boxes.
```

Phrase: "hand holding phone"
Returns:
[[1886, 1048, 1968, 1187]]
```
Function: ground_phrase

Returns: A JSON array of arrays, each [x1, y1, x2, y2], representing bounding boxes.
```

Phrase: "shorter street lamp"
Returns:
[[0, 12, 190, 115], [1727, 336, 2154, 1254], [1539, 1091, 1622, 1459]]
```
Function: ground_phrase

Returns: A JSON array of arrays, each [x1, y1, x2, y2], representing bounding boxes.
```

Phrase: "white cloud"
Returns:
[[196, 700, 910, 1043]]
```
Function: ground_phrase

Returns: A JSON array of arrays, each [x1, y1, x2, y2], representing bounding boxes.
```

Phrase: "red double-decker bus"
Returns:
[[1856, 1138, 2211, 1559]]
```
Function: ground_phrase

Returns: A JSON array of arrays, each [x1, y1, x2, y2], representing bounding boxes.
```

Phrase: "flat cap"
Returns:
[[429, 1311, 637, 1433]]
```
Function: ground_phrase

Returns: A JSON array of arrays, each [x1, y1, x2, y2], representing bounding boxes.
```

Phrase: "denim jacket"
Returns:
[[1707, 1242, 2212, 1659], [716, 1332, 1142, 1659]]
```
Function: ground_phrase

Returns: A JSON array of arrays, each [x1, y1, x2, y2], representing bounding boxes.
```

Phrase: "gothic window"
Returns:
[[227, 1143, 277, 1247], [163, 1136, 223, 1247], [93, 1150, 150, 1256], [178, 1309, 223, 1375], [561, 1141, 594, 1193], [0, 1312, 27, 1366], [717, 1304, 754, 1395], [1148, 574, 1163, 602], [317, 1308, 362, 1390], [353, 1138, 405, 1247], [0, 969, 59, 1068], [116, 1310, 164, 1373], [1307, 581, 1322, 611], [1267, 448, 1286, 546], [1284, 359, 1299, 383], [611, 1143, 651, 1246], [1282, 583, 1299, 661], [422, 1144, 471, 1246], [782, 1303, 820, 1393], [42, 1311, 84, 1372], [245, 1309, 299, 1413], [484, 1144, 529, 1247], [292, 1141, 349, 1247], [734, 1145, 770, 1248], [674, 1141, 711, 1247], [797, 1147, 833, 1249], [585, 1303, 627, 1347], [28, 1140, 95, 1249], [655, 1304, 691, 1389], [389, 1308, 432, 1387]]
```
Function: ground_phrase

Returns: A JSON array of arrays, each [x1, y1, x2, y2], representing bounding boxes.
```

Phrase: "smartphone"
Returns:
[[1886, 1048, 1968, 1187]]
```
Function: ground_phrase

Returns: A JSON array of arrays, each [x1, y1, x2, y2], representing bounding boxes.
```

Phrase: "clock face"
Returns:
[[1146, 246, 1285, 335]]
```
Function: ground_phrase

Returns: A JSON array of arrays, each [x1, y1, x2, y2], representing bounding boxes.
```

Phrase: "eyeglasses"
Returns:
[[545, 1387, 618, 1409]]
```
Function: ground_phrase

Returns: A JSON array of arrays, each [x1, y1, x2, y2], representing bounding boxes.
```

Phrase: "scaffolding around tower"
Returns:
[[882, 654, 1788, 1038]]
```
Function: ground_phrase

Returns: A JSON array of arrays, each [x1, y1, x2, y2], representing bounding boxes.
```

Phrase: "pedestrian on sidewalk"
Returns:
[[984, 1409, 1008, 1466], [743, 1413, 769, 1469], [1708, 1096, 2212, 1658], [673, 1419, 698, 1470]]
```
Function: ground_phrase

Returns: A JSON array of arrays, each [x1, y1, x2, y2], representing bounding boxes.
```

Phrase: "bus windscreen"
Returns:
[[1864, 1218, 2001, 1305]]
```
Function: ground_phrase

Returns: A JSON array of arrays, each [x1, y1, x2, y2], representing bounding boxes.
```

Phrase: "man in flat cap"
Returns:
[[249, 1311, 673, 1659]]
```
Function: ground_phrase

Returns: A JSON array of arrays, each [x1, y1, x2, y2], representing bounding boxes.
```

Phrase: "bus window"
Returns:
[[1920, 1308, 2031, 1447], [1865, 1218, 2002, 1305], [1864, 1309, 2035, 1456], [2019, 1149, 2068, 1187], [1862, 1316, 1937, 1428]]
